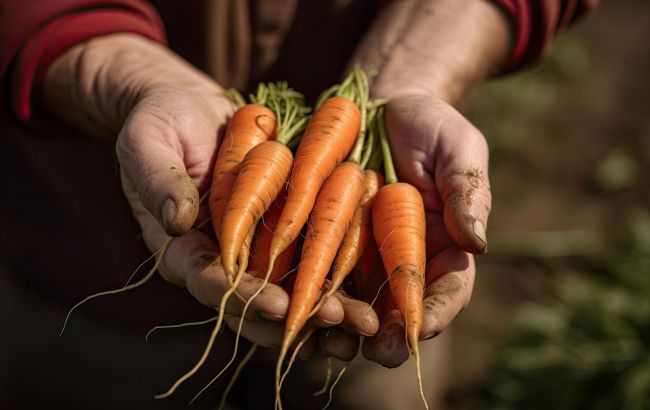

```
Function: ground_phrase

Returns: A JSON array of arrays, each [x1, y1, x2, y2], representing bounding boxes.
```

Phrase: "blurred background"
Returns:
[[445, 1, 649, 408]]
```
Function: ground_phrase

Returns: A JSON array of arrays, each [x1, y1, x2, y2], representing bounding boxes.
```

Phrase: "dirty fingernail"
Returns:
[[161, 199, 177, 230], [473, 220, 488, 253]]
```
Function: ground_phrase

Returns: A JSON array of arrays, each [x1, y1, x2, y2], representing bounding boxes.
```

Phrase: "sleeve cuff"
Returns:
[[491, 0, 596, 73], [12, 9, 167, 122]]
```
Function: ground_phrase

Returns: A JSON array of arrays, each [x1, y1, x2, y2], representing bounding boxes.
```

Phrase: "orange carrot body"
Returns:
[[329, 170, 384, 293], [249, 192, 299, 284], [209, 104, 276, 246], [280, 162, 364, 357], [269, 97, 360, 267], [372, 182, 426, 354], [220, 141, 293, 278]]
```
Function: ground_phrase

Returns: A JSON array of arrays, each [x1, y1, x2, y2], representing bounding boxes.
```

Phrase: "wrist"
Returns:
[[42, 33, 221, 138], [356, 0, 511, 106]]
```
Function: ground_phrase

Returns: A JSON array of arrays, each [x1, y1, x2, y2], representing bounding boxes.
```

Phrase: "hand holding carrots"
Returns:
[[43, 34, 373, 359]]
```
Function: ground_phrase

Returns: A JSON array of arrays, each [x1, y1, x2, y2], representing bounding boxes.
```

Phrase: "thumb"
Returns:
[[116, 107, 200, 236], [435, 112, 491, 254]]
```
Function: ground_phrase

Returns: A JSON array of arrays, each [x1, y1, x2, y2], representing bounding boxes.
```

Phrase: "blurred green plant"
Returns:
[[479, 209, 650, 410], [592, 150, 640, 192]]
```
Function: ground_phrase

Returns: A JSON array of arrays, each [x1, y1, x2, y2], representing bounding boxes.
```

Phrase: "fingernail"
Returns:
[[259, 312, 284, 321], [161, 199, 177, 230], [316, 318, 339, 326], [473, 220, 488, 253]]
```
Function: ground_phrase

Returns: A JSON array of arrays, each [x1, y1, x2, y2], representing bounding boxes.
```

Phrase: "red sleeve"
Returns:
[[0, 0, 166, 121], [491, 0, 598, 72]]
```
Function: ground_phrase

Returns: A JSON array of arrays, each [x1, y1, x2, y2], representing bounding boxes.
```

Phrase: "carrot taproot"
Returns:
[[209, 104, 276, 258], [267, 97, 360, 271], [275, 161, 365, 408], [219, 141, 293, 278]]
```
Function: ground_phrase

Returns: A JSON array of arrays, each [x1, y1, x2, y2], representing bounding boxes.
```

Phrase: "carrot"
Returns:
[[372, 107, 429, 409], [267, 93, 361, 272], [263, 69, 370, 286], [249, 191, 299, 284], [165, 84, 309, 403], [209, 103, 276, 262], [219, 141, 293, 278], [309, 170, 384, 315], [275, 161, 365, 408]]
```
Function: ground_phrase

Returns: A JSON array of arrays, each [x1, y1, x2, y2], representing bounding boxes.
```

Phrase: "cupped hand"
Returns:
[[362, 93, 490, 367], [41, 33, 375, 359]]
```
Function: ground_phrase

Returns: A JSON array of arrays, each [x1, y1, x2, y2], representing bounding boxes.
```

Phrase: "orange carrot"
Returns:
[[219, 141, 293, 278], [310, 170, 384, 315], [275, 161, 365, 407], [372, 103, 429, 409], [249, 191, 299, 284], [268, 96, 361, 271], [209, 104, 276, 255], [373, 182, 427, 408]]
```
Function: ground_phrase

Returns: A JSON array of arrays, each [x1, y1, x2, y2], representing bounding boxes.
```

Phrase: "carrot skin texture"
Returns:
[[249, 190, 299, 284], [329, 170, 384, 292], [209, 104, 276, 247], [372, 182, 426, 350], [220, 141, 293, 278], [269, 97, 360, 266], [282, 162, 365, 350]]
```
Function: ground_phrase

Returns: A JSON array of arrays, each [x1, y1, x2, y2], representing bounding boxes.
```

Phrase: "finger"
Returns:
[[384, 96, 441, 211], [224, 316, 284, 349], [361, 307, 409, 368], [311, 295, 344, 327], [434, 109, 491, 254], [334, 291, 379, 337], [137, 213, 290, 319], [310, 280, 345, 327], [297, 332, 319, 360], [223, 316, 317, 355], [116, 106, 200, 236], [421, 246, 475, 339], [320, 328, 359, 362]]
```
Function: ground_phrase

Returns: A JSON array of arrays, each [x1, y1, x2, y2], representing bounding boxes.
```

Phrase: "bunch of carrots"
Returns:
[[61, 68, 430, 410]]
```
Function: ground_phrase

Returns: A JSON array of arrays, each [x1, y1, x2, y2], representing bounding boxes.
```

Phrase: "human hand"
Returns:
[[361, 94, 488, 367], [41, 33, 373, 358]]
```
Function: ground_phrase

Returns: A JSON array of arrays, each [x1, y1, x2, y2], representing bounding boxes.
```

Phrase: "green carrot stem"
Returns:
[[347, 68, 369, 164], [283, 116, 310, 148], [315, 84, 339, 109], [250, 83, 270, 106], [360, 124, 375, 169], [359, 102, 380, 169], [377, 107, 398, 184], [224, 88, 246, 108], [263, 82, 310, 146]]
